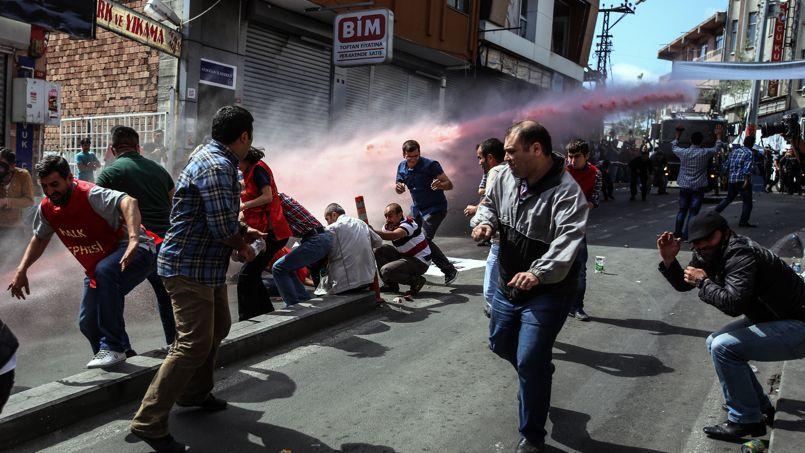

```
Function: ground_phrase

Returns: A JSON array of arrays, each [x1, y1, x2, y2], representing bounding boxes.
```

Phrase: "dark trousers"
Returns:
[[675, 188, 705, 239], [715, 182, 753, 225], [147, 243, 176, 344], [0, 370, 13, 414], [489, 289, 573, 443], [630, 175, 649, 200], [237, 237, 288, 321], [420, 211, 455, 274], [602, 175, 614, 200], [571, 238, 588, 311], [374, 244, 429, 287]]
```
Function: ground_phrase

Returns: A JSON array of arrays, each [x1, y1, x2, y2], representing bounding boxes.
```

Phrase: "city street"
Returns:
[[10, 187, 803, 452]]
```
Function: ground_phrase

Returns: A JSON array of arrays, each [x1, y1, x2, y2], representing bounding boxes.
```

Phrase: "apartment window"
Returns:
[[519, 0, 529, 38], [716, 34, 724, 50], [746, 12, 758, 48], [447, 0, 470, 14], [700, 43, 709, 59], [730, 20, 738, 52]]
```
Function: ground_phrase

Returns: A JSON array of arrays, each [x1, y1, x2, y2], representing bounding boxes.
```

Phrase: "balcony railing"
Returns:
[[693, 48, 724, 62]]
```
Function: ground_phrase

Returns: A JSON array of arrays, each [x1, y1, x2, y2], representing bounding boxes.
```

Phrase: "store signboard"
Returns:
[[96, 0, 182, 57], [333, 9, 393, 67]]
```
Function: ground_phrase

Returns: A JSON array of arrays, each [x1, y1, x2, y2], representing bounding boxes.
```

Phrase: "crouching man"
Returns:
[[657, 212, 805, 441], [322, 203, 382, 295], [372, 203, 430, 297]]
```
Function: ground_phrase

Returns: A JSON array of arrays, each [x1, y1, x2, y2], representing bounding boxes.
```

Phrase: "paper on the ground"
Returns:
[[425, 257, 488, 277]]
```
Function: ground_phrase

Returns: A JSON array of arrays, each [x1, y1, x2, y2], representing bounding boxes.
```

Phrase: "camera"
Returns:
[[760, 113, 801, 140]]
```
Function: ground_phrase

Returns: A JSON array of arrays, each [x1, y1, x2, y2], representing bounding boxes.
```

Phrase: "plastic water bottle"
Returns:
[[594, 256, 606, 273], [740, 439, 766, 453], [250, 238, 266, 256]]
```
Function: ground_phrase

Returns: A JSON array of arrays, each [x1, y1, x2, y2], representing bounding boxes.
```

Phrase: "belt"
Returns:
[[300, 226, 326, 240]]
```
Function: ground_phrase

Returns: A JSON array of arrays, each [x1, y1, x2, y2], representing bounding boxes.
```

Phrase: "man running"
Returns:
[[395, 140, 458, 284]]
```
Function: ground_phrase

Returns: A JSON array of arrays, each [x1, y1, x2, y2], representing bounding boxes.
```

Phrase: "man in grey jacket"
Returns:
[[473, 120, 589, 453]]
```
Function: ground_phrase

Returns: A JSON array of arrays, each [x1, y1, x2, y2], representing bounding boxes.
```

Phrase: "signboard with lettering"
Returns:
[[95, 0, 182, 58], [333, 9, 393, 67], [15, 123, 33, 171], [199, 59, 237, 90], [767, 3, 789, 98]]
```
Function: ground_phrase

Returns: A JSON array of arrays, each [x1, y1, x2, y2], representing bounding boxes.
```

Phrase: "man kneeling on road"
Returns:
[[8, 155, 156, 369], [322, 203, 382, 295], [657, 212, 805, 441], [372, 203, 430, 297]]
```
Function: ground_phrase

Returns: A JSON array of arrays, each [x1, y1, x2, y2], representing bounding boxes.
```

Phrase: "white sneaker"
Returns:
[[86, 349, 127, 369]]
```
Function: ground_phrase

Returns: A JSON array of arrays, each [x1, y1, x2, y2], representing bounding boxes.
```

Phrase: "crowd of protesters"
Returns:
[[0, 101, 803, 453]]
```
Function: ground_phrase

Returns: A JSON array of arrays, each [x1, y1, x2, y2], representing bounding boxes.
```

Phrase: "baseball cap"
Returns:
[[687, 212, 728, 243]]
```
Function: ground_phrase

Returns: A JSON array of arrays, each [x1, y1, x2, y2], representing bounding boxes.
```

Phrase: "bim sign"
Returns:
[[333, 9, 394, 67]]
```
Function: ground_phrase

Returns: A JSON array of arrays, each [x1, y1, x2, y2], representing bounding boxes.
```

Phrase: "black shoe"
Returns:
[[443, 267, 458, 285], [130, 432, 187, 452], [516, 437, 545, 453], [573, 308, 591, 322], [738, 222, 758, 228], [409, 276, 426, 296], [702, 420, 766, 440], [177, 393, 228, 411], [379, 283, 400, 293], [720, 404, 775, 427]]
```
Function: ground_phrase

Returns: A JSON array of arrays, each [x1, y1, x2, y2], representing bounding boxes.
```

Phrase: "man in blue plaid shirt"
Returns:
[[715, 135, 756, 227], [672, 123, 723, 239], [131, 106, 264, 452]]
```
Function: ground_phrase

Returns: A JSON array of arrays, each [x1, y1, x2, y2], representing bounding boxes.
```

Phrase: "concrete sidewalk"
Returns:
[[0, 291, 377, 450], [769, 359, 805, 452]]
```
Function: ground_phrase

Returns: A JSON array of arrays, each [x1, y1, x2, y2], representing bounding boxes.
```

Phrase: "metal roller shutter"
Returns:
[[0, 54, 5, 147], [406, 74, 437, 116], [243, 24, 332, 143], [342, 65, 371, 128], [369, 64, 410, 115]]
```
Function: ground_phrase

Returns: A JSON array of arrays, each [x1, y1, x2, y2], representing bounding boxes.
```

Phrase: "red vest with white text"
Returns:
[[241, 161, 291, 240], [40, 180, 123, 285]]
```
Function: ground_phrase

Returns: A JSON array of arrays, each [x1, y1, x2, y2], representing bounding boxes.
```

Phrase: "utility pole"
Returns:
[[745, 0, 772, 128], [593, 2, 639, 86]]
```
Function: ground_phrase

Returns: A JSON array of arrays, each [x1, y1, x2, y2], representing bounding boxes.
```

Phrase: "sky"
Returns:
[[591, 0, 729, 84]]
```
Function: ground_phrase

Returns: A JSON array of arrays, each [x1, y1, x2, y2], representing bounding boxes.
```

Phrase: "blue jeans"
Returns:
[[79, 244, 155, 354], [483, 242, 500, 309], [147, 242, 176, 344], [272, 231, 332, 306], [675, 188, 705, 239], [571, 238, 588, 311], [707, 317, 805, 423], [714, 182, 753, 225], [489, 288, 573, 443]]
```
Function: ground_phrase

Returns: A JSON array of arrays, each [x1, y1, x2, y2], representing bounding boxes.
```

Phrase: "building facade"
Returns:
[[657, 12, 726, 114]]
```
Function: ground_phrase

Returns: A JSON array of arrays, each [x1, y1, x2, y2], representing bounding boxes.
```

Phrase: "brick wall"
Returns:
[[44, 0, 160, 151]]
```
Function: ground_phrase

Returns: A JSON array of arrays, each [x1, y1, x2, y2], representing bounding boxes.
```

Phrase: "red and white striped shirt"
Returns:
[[384, 217, 431, 264]]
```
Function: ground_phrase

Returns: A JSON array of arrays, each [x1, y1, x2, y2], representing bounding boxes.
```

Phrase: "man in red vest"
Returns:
[[566, 140, 601, 322], [7, 155, 155, 369]]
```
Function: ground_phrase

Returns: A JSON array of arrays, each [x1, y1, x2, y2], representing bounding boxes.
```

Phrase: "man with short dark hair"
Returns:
[[0, 148, 34, 237], [565, 139, 601, 321], [322, 203, 382, 295], [473, 120, 588, 453], [97, 125, 176, 347], [714, 136, 756, 227], [131, 105, 264, 452], [396, 140, 458, 285], [8, 155, 155, 369], [373, 203, 430, 296], [142, 129, 167, 165], [672, 124, 724, 239], [467, 138, 507, 317], [658, 212, 805, 441], [76, 138, 100, 182]]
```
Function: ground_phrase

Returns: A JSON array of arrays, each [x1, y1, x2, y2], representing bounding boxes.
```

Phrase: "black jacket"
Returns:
[[0, 318, 18, 368], [659, 232, 805, 323]]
